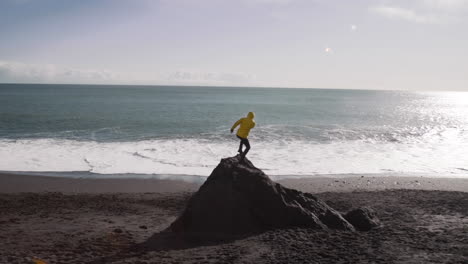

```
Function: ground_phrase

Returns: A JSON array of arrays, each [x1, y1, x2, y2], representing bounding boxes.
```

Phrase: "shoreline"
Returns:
[[1, 172, 467, 193]]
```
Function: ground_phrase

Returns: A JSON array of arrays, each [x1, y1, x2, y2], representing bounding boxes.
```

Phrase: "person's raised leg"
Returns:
[[240, 138, 250, 161], [237, 136, 243, 153], [243, 138, 250, 156]]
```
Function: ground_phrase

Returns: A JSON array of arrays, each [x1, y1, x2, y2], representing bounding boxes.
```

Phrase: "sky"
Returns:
[[0, 0, 467, 90]]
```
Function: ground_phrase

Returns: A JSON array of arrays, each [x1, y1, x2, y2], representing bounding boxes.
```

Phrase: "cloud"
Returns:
[[370, 0, 468, 24], [243, 0, 294, 4], [370, 6, 440, 24], [0, 61, 124, 84], [167, 70, 257, 86], [0, 61, 258, 86], [350, 24, 357, 31], [422, 0, 468, 9]]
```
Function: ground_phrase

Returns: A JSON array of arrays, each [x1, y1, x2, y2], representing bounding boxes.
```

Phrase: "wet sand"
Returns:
[[0, 173, 467, 263]]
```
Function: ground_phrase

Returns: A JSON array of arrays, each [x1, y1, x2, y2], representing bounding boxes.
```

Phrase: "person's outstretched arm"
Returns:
[[231, 119, 242, 133]]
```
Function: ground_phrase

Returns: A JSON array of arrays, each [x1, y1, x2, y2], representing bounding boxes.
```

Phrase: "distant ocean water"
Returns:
[[1, 83, 468, 178]]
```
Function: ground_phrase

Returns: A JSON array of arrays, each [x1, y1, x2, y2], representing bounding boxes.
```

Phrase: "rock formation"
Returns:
[[344, 207, 380, 231], [169, 155, 355, 235]]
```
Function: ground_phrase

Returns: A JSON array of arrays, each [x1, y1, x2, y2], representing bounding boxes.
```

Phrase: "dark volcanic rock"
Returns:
[[344, 207, 380, 231], [169, 156, 354, 235]]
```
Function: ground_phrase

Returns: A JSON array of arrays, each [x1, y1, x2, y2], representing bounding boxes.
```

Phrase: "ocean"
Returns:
[[1, 83, 468, 178]]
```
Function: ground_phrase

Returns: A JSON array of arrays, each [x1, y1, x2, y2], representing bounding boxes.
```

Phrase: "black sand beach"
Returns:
[[0, 172, 467, 264]]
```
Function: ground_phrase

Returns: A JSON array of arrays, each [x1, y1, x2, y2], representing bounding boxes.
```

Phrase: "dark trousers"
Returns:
[[237, 135, 250, 157]]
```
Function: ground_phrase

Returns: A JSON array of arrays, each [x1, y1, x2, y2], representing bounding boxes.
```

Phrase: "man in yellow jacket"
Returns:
[[231, 112, 256, 160]]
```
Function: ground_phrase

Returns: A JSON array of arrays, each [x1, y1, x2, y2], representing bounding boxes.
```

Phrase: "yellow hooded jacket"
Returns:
[[231, 112, 256, 139]]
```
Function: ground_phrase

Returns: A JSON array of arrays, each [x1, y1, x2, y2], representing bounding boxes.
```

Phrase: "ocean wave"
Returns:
[[1, 134, 468, 177]]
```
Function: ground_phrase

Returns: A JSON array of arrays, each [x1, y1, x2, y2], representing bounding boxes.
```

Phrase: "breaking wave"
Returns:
[[1, 129, 468, 178]]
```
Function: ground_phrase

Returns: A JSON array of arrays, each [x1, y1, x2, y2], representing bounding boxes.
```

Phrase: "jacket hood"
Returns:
[[247, 112, 255, 119]]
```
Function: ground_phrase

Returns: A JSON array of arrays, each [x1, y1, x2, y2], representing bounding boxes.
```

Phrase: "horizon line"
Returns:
[[1, 82, 464, 93]]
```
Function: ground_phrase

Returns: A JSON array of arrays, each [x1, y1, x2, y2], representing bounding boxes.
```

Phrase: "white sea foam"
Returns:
[[1, 136, 468, 178]]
